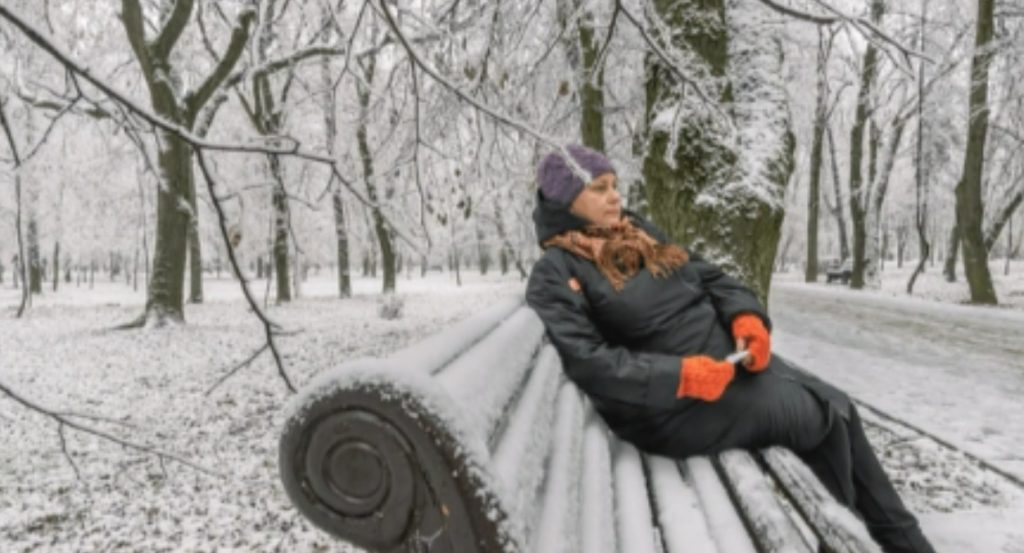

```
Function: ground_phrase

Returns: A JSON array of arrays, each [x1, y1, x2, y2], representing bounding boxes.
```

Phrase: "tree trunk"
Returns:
[[1005, 214, 1013, 276], [270, 156, 291, 304], [321, 50, 351, 298], [955, 0, 998, 304], [356, 57, 395, 294], [120, 0, 256, 325], [907, 0, 931, 295], [982, 185, 1023, 253], [52, 241, 59, 292], [864, 120, 906, 287], [805, 29, 829, 283], [187, 173, 202, 303], [943, 223, 959, 282], [847, 0, 884, 290], [826, 127, 851, 260], [642, 0, 794, 305], [145, 131, 191, 323], [576, 1, 605, 151], [27, 217, 41, 294]]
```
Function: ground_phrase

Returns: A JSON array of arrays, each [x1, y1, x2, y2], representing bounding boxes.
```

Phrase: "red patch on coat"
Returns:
[[568, 277, 582, 292]]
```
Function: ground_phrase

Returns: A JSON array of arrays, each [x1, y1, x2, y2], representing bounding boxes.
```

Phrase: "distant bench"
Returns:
[[278, 299, 882, 553]]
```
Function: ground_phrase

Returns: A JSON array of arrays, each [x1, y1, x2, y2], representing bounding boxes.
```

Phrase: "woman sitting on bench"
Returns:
[[525, 145, 936, 553]]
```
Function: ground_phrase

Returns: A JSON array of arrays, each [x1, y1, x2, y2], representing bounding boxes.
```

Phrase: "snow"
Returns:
[[529, 383, 584, 553], [612, 441, 660, 553], [716, 450, 810, 550], [770, 269, 1024, 552], [579, 412, 617, 553], [0, 272, 524, 553], [4, 266, 1024, 552], [435, 307, 545, 441], [685, 456, 759, 553], [490, 345, 561, 547], [647, 455, 717, 553]]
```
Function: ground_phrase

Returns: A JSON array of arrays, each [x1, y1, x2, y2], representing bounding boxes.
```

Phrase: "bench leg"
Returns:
[[798, 406, 936, 553]]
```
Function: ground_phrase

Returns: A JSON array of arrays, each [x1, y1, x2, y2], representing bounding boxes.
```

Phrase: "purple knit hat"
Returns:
[[536, 145, 616, 206]]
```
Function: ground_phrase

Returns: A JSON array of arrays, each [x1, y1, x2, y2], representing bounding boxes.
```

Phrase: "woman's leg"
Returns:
[[797, 404, 935, 553], [847, 406, 935, 553], [641, 372, 935, 553]]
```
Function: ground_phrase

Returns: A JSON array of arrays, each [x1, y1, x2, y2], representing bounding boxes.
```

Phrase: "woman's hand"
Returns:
[[676, 356, 735, 402], [731, 314, 771, 372]]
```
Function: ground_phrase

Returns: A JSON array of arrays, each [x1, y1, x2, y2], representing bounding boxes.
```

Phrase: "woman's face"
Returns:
[[570, 172, 622, 227]]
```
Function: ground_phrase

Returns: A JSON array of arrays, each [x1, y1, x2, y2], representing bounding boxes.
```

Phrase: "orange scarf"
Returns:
[[543, 220, 689, 291]]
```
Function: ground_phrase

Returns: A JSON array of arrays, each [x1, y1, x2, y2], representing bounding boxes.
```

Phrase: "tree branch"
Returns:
[[194, 150, 296, 393], [185, 8, 257, 124], [120, 0, 155, 79], [756, 0, 838, 25], [151, 0, 195, 59]]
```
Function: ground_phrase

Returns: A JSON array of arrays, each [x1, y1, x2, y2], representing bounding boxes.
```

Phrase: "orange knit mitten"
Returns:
[[676, 356, 735, 402], [731, 314, 771, 372]]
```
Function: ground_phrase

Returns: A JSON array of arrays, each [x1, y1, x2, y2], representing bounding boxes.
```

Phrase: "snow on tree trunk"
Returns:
[[643, 0, 795, 305], [145, 131, 191, 324], [120, 0, 256, 326], [848, 0, 883, 291]]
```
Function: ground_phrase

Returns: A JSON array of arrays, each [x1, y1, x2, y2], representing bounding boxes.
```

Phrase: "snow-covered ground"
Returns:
[[770, 261, 1024, 553], [2, 263, 1023, 552], [0, 272, 525, 553]]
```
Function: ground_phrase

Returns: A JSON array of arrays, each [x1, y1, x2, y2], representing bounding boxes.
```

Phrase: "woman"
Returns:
[[525, 145, 935, 553]]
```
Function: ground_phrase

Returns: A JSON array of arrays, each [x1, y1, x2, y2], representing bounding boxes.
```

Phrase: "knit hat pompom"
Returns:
[[536, 145, 616, 206]]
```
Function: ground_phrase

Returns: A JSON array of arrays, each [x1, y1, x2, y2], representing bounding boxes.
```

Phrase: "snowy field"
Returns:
[[2, 264, 1023, 552]]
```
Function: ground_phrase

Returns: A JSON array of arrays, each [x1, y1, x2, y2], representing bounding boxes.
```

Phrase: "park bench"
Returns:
[[279, 298, 882, 553]]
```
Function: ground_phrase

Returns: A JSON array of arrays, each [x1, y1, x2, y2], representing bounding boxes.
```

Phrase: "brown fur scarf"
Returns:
[[543, 219, 689, 291]]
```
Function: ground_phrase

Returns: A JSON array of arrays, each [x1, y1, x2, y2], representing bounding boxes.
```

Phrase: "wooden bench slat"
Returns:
[[613, 441, 661, 553], [490, 346, 562, 545], [686, 457, 760, 553], [717, 450, 815, 552], [530, 383, 585, 553], [580, 415, 617, 553], [388, 297, 522, 374], [436, 307, 545, 442], [761, 447, 883, 553], [647, 455, 718, 553]]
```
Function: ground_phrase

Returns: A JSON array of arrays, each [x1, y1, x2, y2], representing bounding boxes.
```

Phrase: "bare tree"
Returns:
[[954, 0, 998, 304]]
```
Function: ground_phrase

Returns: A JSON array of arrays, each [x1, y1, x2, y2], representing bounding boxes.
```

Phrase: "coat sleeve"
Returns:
[[526, 254, 684, 410], [688, 252, 772, 331]]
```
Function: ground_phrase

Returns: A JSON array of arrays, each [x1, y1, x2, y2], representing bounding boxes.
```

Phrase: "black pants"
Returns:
[[797, 404, 936, 553], [637, 369, 936, 553]]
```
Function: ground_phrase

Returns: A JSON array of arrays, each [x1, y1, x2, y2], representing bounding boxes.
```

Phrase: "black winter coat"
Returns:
[[526, 192, 851, 458]]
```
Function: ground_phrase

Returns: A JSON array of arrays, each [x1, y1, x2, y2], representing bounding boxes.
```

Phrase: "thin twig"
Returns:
[[0, 97, 30, 318], [194, 150, 296, 393], [57, 422, 82, 480], [205, 344, 270, 395], [0, 379, 223, 477]]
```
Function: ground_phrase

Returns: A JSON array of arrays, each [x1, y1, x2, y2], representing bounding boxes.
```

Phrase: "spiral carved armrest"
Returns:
[[279, 363, 515, 553]]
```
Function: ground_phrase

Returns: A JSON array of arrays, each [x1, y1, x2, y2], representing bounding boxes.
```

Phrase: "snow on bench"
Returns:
[[278, 299, 881, 553]]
